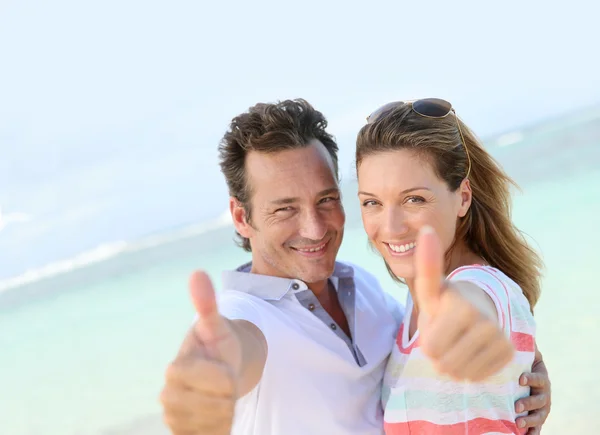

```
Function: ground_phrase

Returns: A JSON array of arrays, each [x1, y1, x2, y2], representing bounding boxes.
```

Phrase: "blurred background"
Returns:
[[1, 0, 599, 433]]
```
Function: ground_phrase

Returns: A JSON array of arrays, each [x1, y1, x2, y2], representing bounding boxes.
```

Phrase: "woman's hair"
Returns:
[[355, 103, 543, 310]]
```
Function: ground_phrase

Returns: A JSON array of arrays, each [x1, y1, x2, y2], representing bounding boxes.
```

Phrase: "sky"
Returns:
[[1, 0, 599, 279]]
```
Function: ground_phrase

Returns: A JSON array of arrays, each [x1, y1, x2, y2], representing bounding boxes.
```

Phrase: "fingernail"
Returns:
[[521, 375, 527, 385], [518, 420, 526, 428], [420, 225, 435, 234], [516, 403, 524, 413]]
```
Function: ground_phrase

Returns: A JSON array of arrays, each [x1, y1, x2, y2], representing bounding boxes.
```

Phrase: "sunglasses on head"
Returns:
[[366, 98, 471, 178]]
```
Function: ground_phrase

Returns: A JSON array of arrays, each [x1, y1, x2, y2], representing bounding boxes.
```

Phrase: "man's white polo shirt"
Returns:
[[218, 261, 404, 435]]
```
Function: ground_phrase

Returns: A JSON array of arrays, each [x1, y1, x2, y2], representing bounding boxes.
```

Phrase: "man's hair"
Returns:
[[218, 98, 339, 251]]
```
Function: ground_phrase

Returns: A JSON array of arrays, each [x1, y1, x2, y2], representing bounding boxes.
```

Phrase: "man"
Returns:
[[160, 99, 551, 435]]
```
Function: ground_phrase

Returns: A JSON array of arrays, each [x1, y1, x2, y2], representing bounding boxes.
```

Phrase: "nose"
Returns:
[[382, 206, 409, 239], [298, 208, 328, 241]]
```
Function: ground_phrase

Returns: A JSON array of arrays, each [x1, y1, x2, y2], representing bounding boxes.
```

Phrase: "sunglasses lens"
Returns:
[[367, 101, 405, 123], [412, 98, 452, 117]]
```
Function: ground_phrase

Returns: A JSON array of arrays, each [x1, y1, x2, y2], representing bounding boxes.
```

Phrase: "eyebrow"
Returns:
[[270, 187, 340, 205], [358, 186, 431, 197]]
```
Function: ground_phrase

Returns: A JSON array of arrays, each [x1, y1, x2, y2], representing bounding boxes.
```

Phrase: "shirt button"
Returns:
[[330, 323, 337, 330], [308, 303, 315, 311], [292, 283, 300, 290]]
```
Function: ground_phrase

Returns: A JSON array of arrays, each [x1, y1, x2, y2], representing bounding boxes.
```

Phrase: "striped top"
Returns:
[[382, 265, 536, 435]]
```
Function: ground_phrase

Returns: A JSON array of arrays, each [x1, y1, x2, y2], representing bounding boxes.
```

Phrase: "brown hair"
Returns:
[[218, 98, 339, 251], [355, 104, 543, 310]]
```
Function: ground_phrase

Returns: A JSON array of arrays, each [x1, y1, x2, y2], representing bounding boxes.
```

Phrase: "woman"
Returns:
[[355, 98, 542, 435]]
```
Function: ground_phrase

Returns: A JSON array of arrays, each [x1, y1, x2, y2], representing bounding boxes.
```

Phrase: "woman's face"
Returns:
[[357, 149, 472, 279]]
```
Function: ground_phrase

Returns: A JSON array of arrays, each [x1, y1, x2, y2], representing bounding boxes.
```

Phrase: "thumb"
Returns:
[[188, 270, 233, 362], [414, 225, 445, 317]]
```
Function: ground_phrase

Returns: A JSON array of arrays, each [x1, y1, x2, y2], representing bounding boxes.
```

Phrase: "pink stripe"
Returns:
[[384, 417, 525, 435], [511, 331, 535, 352], [396, 324, 420, 355]]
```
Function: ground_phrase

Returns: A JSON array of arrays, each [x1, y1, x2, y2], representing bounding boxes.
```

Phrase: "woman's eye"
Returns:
[[362, 200, 379, 207], [406, 196, 425, 204]]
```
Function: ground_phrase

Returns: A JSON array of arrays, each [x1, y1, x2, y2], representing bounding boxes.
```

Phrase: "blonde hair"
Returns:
[[356, 104, 543, 310]]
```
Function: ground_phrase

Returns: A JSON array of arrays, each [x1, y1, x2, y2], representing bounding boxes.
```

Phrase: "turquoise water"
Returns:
[[2, 111, 600, 434]]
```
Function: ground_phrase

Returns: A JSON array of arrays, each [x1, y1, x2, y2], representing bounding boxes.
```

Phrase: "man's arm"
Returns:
[[515, 344, 552, 434]]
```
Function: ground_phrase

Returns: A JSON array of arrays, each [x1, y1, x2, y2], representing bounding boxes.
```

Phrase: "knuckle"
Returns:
[[162, 410, 186, 432], [202, 395, 235, 417], [477, 320, 497, 339], [433, 360, 453, 378], [484, 320, 499, 335], [167, 357, 236, 396], [164, 361, 182, 383], [198, 361, 236, 394], [422, 336, 443, 360], [434, 358, 449, 373], [536, 375, 548, 389], [159, 387, 171, 406], [519, 396, 534, 409], [196, 364, 236, 399]]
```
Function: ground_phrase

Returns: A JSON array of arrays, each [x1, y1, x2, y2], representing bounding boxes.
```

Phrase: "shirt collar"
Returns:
[[221, 261, 354, 301]]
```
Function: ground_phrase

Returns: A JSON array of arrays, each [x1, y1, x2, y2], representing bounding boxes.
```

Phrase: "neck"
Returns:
[[307, 280, 330, 298], [446, 240, 485, 274]]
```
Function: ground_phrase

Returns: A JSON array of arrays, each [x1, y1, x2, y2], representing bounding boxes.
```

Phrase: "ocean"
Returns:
[[1, 106, 600, 434]]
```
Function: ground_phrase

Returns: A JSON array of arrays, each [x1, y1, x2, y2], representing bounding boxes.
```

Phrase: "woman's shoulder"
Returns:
[[447, 264, 518, 293], [447, 264, 534, 329]]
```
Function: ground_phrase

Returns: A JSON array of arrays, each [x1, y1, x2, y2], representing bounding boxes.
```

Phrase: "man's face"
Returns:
[[234, 140, 345, 283]]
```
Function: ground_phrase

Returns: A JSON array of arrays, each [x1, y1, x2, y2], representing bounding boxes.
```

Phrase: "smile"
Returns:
[[385, 241, 417, 256], [291, 240, 329, 257]]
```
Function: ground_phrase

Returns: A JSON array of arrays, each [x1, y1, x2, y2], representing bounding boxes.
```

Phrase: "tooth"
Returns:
[[399, 245, 406, 252]]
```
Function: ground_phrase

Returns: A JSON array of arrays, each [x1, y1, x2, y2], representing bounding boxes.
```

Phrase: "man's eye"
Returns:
[[275, 207, 293, 213]]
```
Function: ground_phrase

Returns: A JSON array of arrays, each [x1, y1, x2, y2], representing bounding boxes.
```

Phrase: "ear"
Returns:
[[230, 197, 253, 238], [457, 179, 472, 218]]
